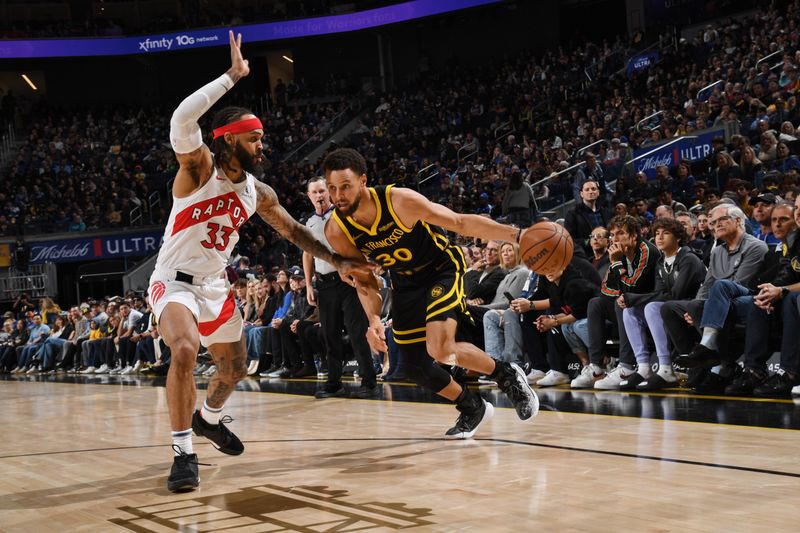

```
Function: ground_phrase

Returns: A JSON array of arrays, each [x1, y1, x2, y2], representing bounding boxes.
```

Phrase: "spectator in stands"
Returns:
[[620, 217, 706, 390], [244, 275, 279, 376], [758, 131, 778, 164], [565, 180, 611, 256], [68, 214, 87, 232], [38, 297, 61, 327], [0, 319, 17, 372], [464, 240, 505, 305], [726, 200, 800, 397], [37, 313, 73, 372], [572, 152, 607, 203], [739, 146, 765, 188], [572, 215, 659, 389], [628, 172, 656, 205], [588, 226, 610, 279], [269, 267, 312, 378], [109, 302, 142, 374], [531, 262, 600, 387], [774, 142, 800, 173], [672, 162, 696, 206], [654, 204, 674, 220], [632, 198, 654, 223], [480, 243, 530, 358], [501, 170, 536, 228], [750, 193, 781, 245], [0, 319, 27, 372], [710, 152, 741, 192], [12, 292, 33, 319], [12, 313, 49, 373], [662, 205, 767, 391]]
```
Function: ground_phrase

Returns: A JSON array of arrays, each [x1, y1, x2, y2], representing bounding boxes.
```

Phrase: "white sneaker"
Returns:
[[571, 365, 603, 388], [26, 366, 38, 374], [108, 365, 122, 375], [791, 384, 800, 396], [94, 364, 110, 374], [194, 364, 208, 375], [526, 369, 546, 384], [203, 365, 217, 376], [595, 365, 634, 390], [536, 370, 570, 387], [132, 360, 142, 373], [120, 365, 134, 375], [246, 360, 259, 376], [80, 366, 96, 374]]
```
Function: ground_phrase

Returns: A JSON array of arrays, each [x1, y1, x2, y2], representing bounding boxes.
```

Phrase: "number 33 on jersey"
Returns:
[[155, 169, 258, 278]]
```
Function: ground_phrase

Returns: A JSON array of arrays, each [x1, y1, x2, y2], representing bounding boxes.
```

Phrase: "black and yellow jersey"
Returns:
[[331, 184, 466, 280]]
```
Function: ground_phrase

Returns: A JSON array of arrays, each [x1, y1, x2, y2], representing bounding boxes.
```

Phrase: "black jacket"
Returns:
[[624, 246, 706, 307], [532, 263, 599, 320], [564, 202, 611, 255], [601, 239, 661, 298], [772, 230, 800, 287], [464, 267, 506, 302]]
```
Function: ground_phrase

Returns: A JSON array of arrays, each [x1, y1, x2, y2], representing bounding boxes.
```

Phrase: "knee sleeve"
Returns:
[[402, 344, 452, 392]]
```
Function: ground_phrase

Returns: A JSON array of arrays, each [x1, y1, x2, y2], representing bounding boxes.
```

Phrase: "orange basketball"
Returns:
[[519, 221, 574, 274]]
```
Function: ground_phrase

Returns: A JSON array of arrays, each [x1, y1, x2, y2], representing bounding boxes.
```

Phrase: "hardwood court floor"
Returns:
[[1, 375, 799, 532]]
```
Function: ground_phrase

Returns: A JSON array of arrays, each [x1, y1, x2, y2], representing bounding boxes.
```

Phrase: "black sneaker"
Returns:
[[350, 385, 379, 399], [724, 367, 766, 396], [753, 371, 798, 399], [444, 399, 494, 439], [692, 371, 727, 395], [314, 386, 348, 399], [167, 446, 200, 493], [495, 362, 539, 420], [192, 411, 244, 456], [676, 344, 721, 369]]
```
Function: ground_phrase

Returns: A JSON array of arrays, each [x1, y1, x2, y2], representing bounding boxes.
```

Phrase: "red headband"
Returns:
[[212, 117, 264, 139]]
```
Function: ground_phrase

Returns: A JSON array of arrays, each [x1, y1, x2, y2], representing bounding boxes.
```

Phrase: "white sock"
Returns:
[[589, 363, 604, 374], [171, 429, 193, 455], [201, 401, 223, 425], [637, 363, 653, 378], [658, 365, 675, 377], [700, 327, 719, 350]]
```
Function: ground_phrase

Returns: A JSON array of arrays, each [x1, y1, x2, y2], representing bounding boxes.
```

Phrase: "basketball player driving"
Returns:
[[151, 32, 370, 492], [323, 148, 551, 441]]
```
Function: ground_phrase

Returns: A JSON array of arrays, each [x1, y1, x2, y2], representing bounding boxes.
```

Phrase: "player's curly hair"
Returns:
[[209, 106, 253, 167], [322, 148, 367, 177]]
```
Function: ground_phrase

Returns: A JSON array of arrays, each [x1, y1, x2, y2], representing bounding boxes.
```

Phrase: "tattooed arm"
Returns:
[[254, 180, 372, 280]]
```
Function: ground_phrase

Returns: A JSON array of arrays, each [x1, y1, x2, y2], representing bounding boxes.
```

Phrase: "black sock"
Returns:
[[489, 360, 506, 380], [455, 387, 481, 410]]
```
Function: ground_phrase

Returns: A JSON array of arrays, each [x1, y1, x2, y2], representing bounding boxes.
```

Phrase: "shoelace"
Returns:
[[218, 415, 234, 425], [171, 445, 214, 466]]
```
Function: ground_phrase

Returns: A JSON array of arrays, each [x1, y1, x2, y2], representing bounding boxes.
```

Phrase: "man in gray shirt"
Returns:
[[661, 204, 767, 383]]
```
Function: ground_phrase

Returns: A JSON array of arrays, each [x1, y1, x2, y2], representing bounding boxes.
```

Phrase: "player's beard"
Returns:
[[234, 141, 262, 175], [335, 192, 361, 218]]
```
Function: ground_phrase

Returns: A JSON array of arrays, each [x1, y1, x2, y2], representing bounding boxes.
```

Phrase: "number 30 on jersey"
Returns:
[[374, 247, 413, 267]]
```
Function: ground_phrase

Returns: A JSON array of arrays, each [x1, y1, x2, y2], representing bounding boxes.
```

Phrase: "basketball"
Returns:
[[519, 221, 574, 274]]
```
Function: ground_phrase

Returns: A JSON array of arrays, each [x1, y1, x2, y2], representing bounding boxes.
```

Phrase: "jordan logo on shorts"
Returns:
[[150, 281, 166, 304]]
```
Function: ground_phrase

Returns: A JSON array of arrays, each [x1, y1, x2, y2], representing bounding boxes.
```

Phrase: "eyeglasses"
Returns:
[[590, 234, 608, 240], [708, 215, 733, 228]]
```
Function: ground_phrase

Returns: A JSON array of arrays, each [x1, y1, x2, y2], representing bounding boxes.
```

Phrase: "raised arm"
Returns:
[[253, 180, 372, 282], [390, 186, 520, 243], [170, 31, 249, 197]]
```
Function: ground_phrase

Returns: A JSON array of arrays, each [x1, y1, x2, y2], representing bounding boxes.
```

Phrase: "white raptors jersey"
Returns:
[[155, 168, 258, 278]]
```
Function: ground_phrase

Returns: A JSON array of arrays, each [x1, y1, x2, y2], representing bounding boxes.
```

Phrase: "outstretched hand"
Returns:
[[366, 321, 388, 353], [227, 30, 250, 81], [334, 257, 377, 286]]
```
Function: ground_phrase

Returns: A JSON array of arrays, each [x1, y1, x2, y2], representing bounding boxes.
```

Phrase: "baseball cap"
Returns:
[[749, 192, 777, 206], [2, 311, 14, 319], [288, 266, 305, 279]]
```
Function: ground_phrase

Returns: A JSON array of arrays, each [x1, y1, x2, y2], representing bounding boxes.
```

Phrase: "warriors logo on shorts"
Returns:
[[431, 285, 444, 298], [150, 281, 167, 304]]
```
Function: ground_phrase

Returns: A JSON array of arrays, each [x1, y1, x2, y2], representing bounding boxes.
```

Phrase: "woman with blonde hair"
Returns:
[[39, 297, 61, 327], [739, 145, 765, 189], [711, 151, 742, 191]]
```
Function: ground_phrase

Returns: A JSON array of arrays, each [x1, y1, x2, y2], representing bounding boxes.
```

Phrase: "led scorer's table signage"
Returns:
[[0, 0, 501, 59]]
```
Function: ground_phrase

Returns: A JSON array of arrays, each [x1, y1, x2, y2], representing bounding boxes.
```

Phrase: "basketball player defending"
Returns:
[[323, 148, 541, 439], [152, 32, 368, 492]]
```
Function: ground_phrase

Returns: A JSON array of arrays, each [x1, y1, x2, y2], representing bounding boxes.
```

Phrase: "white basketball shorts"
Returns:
[[148, 269, 243, 347]]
